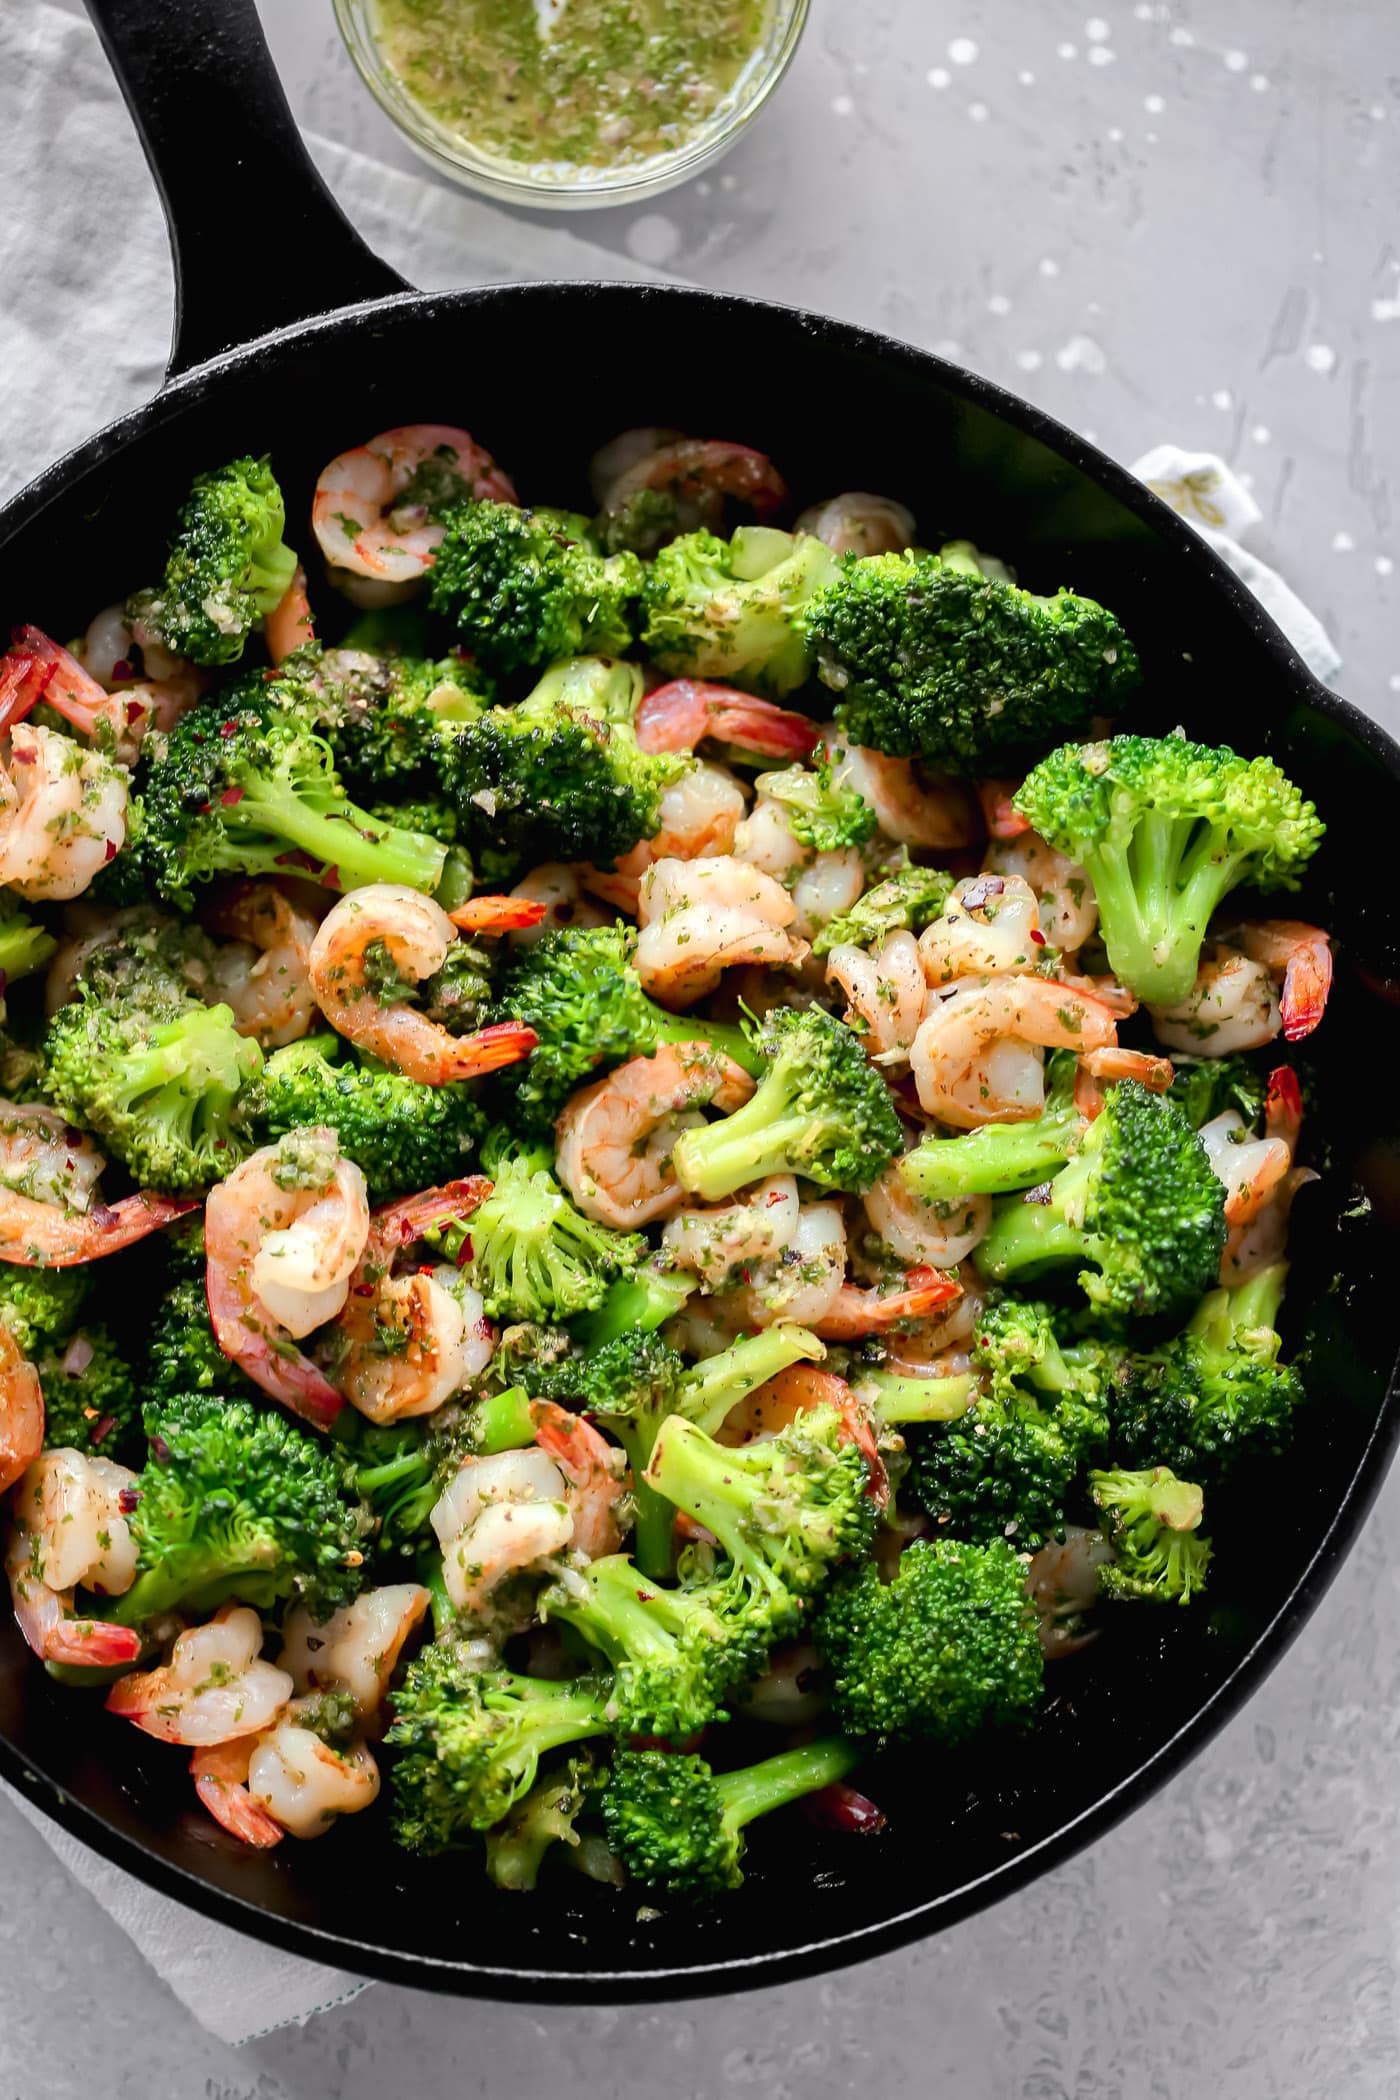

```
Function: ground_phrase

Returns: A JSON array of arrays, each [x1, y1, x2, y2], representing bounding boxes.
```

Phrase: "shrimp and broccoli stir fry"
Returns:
[[0, 423, 1330, 1895]]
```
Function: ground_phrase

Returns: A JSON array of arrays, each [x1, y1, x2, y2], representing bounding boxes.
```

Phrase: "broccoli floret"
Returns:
[[979, 1080, 1226, 1324], [446, 1134, 643, 1323], [533, 1324, 822, 1579], [802, 547, 1139, 772], [312, 652, 490, 796], [602, 1738, 860, 1897], [491, 921, 760, 1137], [0, 1265, 89, 1356], [644, 1403, 876, 1611], [0, 905, 57, 1002], [339, 1411, 470, 1561], [245, 1035, 484, 1202], [596, 485, 680, 558], [37, 1325, 139, 1461], [428, 501, 644, 677], [109, 1392, 364, 1627], [672, 1004, 902, 1201], [907, 1296, 1110, 1547], [809, 863, 956, 959], [899, 1048, 1084, 1204], [137, 683, 447, 908], [1167, 1054, 1268, 1131], [566, 1266, 694, 1352], [814, 1537, 1043, 1743], [640, 526, 839, 697], [134, 456, 296, 666], [386, 1645, 612, 1852], [1088, 1464, 1212, 1603], [752, 757, 878, 854], [1110, 1263, 1302, 1482], [484, 1756, 598, 1893], [1014, 734, 1324, 1008], [146, 1272, 242, 1406], [436, 657, 684, 872], [45, 975, 262, 1195]]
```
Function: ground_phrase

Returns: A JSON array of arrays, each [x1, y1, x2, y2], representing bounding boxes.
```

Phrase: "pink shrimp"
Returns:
[[596, 437, 788, 542], [975, 778, 1031, 840], [0, 1326, 44, 1497], [191, 1739, 284, 1850], [0, 627, 126, 742], [1074, 1045, 1175, 1119], [0, 1187, 196, 1269], [635, 680, 821, 760], [1220, 921, 1333, 1043], [264, 563, 316, 665], [448, 895, 549, 935], [812, 1265, 963, 1341], [715, 1361, 888, 1506], [312, 425, 516, 596], [530, 1400, 628, 1560]]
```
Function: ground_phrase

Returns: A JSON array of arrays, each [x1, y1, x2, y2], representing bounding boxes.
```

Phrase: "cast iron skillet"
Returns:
[[1, 0, 1397, 2003]]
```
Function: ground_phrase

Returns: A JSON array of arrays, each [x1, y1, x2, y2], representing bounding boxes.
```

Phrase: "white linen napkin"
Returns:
[[0, 0, 1340, 2052]]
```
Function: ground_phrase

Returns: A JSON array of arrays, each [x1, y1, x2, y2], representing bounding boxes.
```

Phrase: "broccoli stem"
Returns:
[[673, 1104, 811, 1204], [645, 1005, 765, 1080], [978, 1151, 1096, 1285], [900, 1108, 1083, 1203], [237, 777, 446, 894], [415, 1550, 457, 1637], [569, 1269, 692, 1351], [854, 1371, 976, 1425], [713, 1737, 861, 1834], [470, 1385, 538, 1454], [1221, 1261, 1288, 1332], [680, 1326, 824, 1437], [1086, 821, 1248, 1010]]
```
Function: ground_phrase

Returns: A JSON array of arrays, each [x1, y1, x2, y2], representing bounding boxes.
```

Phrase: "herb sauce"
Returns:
[[372, 0, 776, 175]]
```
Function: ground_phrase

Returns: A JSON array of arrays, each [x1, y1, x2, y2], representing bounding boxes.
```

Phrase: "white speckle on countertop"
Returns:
[[947, 36, 979, 64], [1251, 423, 1272, 443], [1333, 530, 1357, 552], [1212, 387, 1234, 408], [1250, 72, 1271, 90], [1085, 17, 1110, 40], [831, 94, 854, 115], [927, 66, 950, 86], [1039, 256, 1061, 276], [1169, 24, 1196, 44], [1107, 124, 1125, 140], [1057, 41, 1079, 59], [931, 338, 963, 358], [625, 214, 680, 265], [1304, 343, 1338, 372], [1376, 555, 1395, 576], [1144, 92, 1166, 113], [1016, 348, 1044, 370], [1056, 334, 1108, 373], [987, 293, 1012, 315], [1390, 672, 1400, 692], [1017, 67, 1036, 84], [1224, 47, 1249, 70], [1088, 45, 1116, 66], [968, 100, 990, 121], [1372, 291, 1400, 322]]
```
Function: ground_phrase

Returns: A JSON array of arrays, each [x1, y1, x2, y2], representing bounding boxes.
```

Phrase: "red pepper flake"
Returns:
[[220, 786, 245, 807], [455, 1235, 474, 1268], [90, 1203, 118, 1228], [1029, 928, 1046, 946], [803, 1782, 886, 1835], [220, 721, 240, 737], [91, 1415, 116, 1447], [111, 658, 134, 684], [417, 1263, 434, 1276], [125, 697, 146, 723], [473, 1317, 494, 1341], [104, 838, 118, 861], [117, 1484, 141, 1513], [353, 1283, 374, 1298], [740, 1266, 752, 1284], [150, 1434, 171, 1464], [198, 801, 212, 815], [10, 746, 33, 765]]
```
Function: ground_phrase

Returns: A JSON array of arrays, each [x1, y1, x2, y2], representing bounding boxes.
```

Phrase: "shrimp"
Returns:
[[106, 1606, 293, 1746], [823, 731, 981, 851], [975, 779, 1032, 842], [909, 976, 1119, 1129], [530, 1401, 628, 1560], [985, 829, 1098, 954], [0, 1101, 108, 1213], [1148, 947, 1281, 1056], [725, 1202, 849, 1329], [1202, 1068, 1306, 1282], [431, 1446, 575, 1623], [72, 608, 204, 755], [635, 681, 820, 760], [864, 1162, 992, 1269], [506, 863, 612, 945], [0, 627, 128, 745], [583, 762, 748, 915], [0, 1329, 44, 1501], [826, 932, 928, 1064], [0, 1101, 194, 1267], [204, 881, 320, 1047], [554, 1042, 755, 1229], [448, 895, 549, 935], [312, 425, 516, 600], [636, 856, 808, 1007], [279, 1583, 431, 1720], [879, 1263, 986, 1373], [264, 563, 316, 665], [594, 436, 788, 545], [1215, 920, 1333, 1043], [247, 1722, 381, 1839], [661, 1176, 800, 1291], [204, 1137, 371, 1428], [0, 723, 126, 901], [811, 1264, 962, 1341], [731, 796, 866, 943], [794, 493, 916, 558], [1073, 1045, 1175, 1120], [6, 1518, 143, 1670], [1026, 1526, 1114, 1658], [13, 1447, 139, 1597], [918, 874, 1046, 986], [713, 1361, 887, 1503], [190, 1738, 285, 1849], [308, 884, 538, 1084], [330, 1180, 494, 1424]]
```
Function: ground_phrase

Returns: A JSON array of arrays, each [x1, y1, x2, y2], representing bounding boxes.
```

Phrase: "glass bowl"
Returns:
[[331, 0, 810, 211]]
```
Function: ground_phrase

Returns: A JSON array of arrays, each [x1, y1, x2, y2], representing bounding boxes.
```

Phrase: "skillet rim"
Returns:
[[1, 277, 1397, 2000]]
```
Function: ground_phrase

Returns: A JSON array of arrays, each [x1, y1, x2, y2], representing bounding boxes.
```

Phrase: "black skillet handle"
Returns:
[[83, 0, 409, 379]]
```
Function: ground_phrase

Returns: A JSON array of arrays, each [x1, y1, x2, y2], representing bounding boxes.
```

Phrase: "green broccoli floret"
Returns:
[[45, 975, 262, 1195], [672, 1004, 902, 1201], [596, 485, 680, 558], [137, 683, 447, 908], [133, 455, 296, 666], [311, 652, 490, 796], [640, 526, 839, 696], [338, 1410, 471, 1561], [0, 905, 57, 1002], [1014, 734, 1324, 1008], [436, 657, 684, 872], [146, 1273, 242, 1407], [802, 547, 1139, 771], [37, 1325, 139, 1461], [1088, 1464, 1212, 1603], [387, 1645, 612, 1852], [244, 1035, 484, 1202], [567, 1266, 695, 1352], [428, 501, 644, 676], [109, 1392, 364, 1627], [979, 1080, 1226, 1323], [1167, 1054, 1268, 1131], [814, 1537, 1044, 1743], [491, 921, 760, 1137], [752, 757, 878, 853], [643, 1402, 876, 1610], [809, 863, 955, 959], [445, 1134, 643, 1323], [899, 1048, 1084, 1205], [602, 1738, 860, 1897], [484, 1756, 598, 1893], [0, 1265, 89, 1356], [907, 1296, 1110, 1547], [533, 1324, 822, 1579], [1110, 1263, 1302, 1482]]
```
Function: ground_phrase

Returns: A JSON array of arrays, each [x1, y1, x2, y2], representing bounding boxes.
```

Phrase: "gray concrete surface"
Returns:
[[12, 0, 1400, 2092]]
